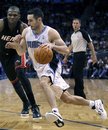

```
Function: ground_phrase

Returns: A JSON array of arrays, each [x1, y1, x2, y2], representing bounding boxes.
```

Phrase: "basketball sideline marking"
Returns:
[[0, 109, 108, 129]]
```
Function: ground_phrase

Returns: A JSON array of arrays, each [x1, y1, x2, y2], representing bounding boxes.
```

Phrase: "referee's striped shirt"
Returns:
[[71, 29, 92, 53]]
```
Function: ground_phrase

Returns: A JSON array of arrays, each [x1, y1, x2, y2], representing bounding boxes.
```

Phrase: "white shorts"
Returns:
[[33, 61, 70, 98]]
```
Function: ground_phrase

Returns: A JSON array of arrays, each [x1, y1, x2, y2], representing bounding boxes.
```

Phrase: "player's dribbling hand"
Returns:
[[40, 43, 55, 49]]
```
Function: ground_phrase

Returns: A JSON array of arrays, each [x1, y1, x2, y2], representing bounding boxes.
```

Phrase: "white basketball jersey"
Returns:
[[25, 26, 51, 71], [25, 26, 70, 92]]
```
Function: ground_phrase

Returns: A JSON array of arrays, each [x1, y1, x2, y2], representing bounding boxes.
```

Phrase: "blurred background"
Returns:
[[0, 0, 108, 79]]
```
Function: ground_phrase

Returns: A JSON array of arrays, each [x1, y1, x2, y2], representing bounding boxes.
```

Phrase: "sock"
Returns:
[[52, 108, 59, 113], [52, 108, 63, 119], [16, 68, 37, 107], [12, 78, 29, 105], [89, 100, 95, 109]]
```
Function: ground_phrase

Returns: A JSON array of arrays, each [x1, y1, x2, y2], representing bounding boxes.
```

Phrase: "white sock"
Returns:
[[52, 108, 63, 118], [52, 108, 59, 113], [89, 100, 95, 109]]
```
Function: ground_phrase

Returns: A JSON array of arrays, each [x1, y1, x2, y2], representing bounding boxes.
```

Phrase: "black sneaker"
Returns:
[[31, 105, 42, 120], [20, 103, 31, 118], [54, 119, 64, 127]]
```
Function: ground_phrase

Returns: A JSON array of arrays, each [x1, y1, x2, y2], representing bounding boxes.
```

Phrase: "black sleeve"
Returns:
[[80, 29, 92, 43]]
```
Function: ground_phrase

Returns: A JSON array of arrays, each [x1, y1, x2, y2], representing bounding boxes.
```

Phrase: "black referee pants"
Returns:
[[73, 52, 86, 98]]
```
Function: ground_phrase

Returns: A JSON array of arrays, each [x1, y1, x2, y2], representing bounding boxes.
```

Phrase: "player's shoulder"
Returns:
[[48, 26, 59, 35], [20, 21, 28, 33], [0, 19, 4, 32], [21, 21, 28, 28], [49, 26, 56, 31], [0, 19, 4, 25], [48, 26, 61, 41], [23, 26, 31, 34]]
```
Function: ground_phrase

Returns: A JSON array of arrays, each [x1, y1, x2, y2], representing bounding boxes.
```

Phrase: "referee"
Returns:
[[64, 18, 97, 98]]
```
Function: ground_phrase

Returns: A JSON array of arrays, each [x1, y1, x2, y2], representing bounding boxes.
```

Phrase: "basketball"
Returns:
[[34, 45, 53, 64]]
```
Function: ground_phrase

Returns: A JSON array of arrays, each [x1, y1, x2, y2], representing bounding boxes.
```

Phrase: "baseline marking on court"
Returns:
[[64, 119, 108, 129]]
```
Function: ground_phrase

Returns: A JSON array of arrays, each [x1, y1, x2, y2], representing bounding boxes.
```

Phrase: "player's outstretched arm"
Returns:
[[5, 28, 27, 56]]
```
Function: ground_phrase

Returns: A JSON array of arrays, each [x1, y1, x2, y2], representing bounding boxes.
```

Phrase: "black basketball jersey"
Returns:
[[0, 18, 21, 55]]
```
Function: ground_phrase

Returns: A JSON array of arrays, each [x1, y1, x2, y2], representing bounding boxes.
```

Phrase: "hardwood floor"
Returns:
[[0, 78, 108, 130]]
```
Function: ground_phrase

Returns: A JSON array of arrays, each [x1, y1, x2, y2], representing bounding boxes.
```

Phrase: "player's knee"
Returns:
[[40, 80, 48, 89], [61, 96, 71, 104], [40, 80, 44, 86], [39, 77, 51, 89]]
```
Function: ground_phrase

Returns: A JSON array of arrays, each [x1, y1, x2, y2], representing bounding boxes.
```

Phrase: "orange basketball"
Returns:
[[34, 45, 53, 64]]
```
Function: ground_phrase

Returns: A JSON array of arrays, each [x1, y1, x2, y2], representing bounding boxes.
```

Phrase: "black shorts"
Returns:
[[0, 53, 21, 81]]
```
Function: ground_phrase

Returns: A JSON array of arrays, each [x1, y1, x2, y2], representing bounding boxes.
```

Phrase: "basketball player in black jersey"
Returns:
[[0, 6, 41, 120]]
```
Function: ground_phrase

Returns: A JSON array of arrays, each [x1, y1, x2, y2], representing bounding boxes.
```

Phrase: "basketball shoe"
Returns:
[[31, 105, 42, 120], [20, 103, 31, 118], [45, 111, 64, 127], [93, 99, 107, 120]]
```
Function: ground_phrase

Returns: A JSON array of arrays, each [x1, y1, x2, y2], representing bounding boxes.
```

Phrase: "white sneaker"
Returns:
[[45, 111, 64, 127], [94, 99, 107, 120]]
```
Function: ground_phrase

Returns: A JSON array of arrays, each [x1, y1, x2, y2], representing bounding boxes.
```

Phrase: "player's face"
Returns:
[[27, 14, 40, 30], [72, 20, 81, 31], [7, 11, 20, 24]]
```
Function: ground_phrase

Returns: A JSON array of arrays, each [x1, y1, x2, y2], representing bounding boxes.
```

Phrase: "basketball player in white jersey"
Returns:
[[5, 8, 107, 127]]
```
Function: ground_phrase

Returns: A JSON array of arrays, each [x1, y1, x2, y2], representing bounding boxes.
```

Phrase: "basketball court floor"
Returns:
[[0, 78, 108, 130]]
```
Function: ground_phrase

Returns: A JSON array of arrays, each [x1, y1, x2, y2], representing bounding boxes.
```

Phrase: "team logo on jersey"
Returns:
[[27, 40, 42, 48], [1, 35, 14, 41]]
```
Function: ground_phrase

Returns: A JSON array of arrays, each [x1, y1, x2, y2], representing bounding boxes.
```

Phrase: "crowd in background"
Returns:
[[0, 0, 108, 79]]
